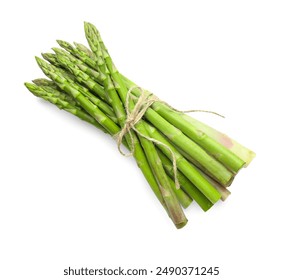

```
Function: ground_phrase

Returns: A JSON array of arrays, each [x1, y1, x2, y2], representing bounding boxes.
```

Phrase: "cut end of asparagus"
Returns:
[[175, 219, 188, 229], [202, 202, 214, 212], [243, 150, 256, 167], [220, 188, 231, 201]]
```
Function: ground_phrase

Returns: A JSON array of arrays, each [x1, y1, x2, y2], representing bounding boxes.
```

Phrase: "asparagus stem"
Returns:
[[150, 103, 245, 173], [160, 134, 231, 201], [85, 22, 187, 228], [156, 149, 213, 211], [203, 177, 231, 201], [172, 141, 234, 186], [174, 114, 256, 166], [168, 175, 193, 209], [143, 121, 221, 204]]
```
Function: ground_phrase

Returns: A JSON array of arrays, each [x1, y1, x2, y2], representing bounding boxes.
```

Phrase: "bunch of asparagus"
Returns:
[[25, 22, 255, 228]]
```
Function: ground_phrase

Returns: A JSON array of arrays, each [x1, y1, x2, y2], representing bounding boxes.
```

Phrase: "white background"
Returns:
[[1, 0, 282, 279]]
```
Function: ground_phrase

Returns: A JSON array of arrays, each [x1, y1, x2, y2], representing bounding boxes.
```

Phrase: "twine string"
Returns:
[[128, 90, 225, 118], [172, 109, 224, 118]]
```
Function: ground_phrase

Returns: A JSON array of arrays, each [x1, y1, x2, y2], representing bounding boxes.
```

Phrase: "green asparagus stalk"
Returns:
[[142, 121, 221, 203], [85, 22, 187, 228], [206, 180, 231, 201], [171, 145, 232, 200], [168, 176, 193, 209], [174, 113, 255, 166], [150, 103, 245, 173], [156, 149, 213, 211]]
